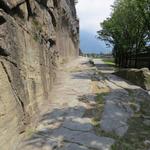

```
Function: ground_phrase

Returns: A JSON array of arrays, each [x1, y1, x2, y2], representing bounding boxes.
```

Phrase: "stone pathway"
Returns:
[[20, 57, 150, 150], [20, 57, 115, 150], [93, 59, 150, 137]]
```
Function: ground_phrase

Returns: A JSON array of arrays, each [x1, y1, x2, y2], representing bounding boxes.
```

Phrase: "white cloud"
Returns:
[[76, 0, 114, 33]]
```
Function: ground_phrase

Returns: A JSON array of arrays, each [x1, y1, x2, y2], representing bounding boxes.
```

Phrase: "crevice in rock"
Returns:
[[38, 0, 48, 7], [35, 0, 56, 27], [63, 139, 91, 149], [0, 56, 18, 68], [0, 61, 26, 124], [0, 47, 10, 57], [48, 38, 56, 47], [16, 0, 26, 7], [64, 140, 84, 146], [48, 9, 56, 27], [53, 0, 58, 8], [0, 16, 6, 25], [0, 56, 18, 67], [62, 126, 92, 133], [11, 5, 25, 19], [25, 0, 33, 20], [4, 57, 18, 67], [0, 1, 11, 14], [0, 0, 26, 17]]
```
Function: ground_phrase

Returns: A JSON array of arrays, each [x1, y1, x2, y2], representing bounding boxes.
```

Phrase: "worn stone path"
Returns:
[[20, 57, 150, 150], [93, 59, 150, 135], [20, 57, 114, 150]]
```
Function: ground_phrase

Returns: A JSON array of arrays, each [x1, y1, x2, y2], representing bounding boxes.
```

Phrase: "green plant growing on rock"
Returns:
[[92, 93, 106, 127], [91, 93, 105, 128], [32, 19, 42, 31], [32, 19, 43, 42], [26, 127, 36, 137], [112, 97, 150, 150], [33, 33, 39, 41], [92, 93, 120, 140]]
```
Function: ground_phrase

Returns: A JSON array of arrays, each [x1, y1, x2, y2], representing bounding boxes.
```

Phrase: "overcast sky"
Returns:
[[76, 0, 115, 53], [76, 0, 114, 33]]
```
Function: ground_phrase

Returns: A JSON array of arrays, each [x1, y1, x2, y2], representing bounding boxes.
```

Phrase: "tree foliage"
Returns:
[[98, 0, 150, 68]]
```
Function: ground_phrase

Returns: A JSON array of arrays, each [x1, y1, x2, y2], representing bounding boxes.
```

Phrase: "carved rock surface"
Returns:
[[0, 0, 79, 150]]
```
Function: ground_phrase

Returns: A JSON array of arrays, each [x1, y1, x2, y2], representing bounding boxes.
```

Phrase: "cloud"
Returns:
[[76, 0, 114, 33], [80, 30, 112, 53]]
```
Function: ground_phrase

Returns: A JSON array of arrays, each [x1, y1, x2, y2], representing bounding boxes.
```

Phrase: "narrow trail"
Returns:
[[20, 57, 150, 150]]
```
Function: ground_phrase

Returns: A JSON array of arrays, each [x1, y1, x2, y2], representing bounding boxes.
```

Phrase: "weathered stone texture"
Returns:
[[0, 0, 79, 149], [115, 68, 150, 90]]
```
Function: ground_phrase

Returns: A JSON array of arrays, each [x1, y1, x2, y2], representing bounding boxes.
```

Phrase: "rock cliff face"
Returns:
[[0, 0, 79, 149]]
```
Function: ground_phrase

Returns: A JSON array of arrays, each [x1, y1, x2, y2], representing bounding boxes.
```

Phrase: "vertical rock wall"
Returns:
[[0, 0, 79, 150]]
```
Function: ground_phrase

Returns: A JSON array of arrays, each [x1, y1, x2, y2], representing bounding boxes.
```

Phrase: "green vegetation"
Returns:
[[92, 93, 106, 127], [32, 19, 42, 31], [93, 88, 150, 149], [98, 0, 150, 68], [101, 57, 115, 66], [26, 127, 36, 137], [32, 19, 43, 41], [112, 91, 150, 150], [92, 93, 120, 139], [33, 33, 39, 41]]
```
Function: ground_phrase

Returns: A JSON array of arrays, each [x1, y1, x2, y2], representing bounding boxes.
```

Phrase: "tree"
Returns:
[[98, 0, 150, 68]]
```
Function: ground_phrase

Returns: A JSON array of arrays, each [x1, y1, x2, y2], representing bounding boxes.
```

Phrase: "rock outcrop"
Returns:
[[115, 68, 150, 90], [0, 0, 79, 150]]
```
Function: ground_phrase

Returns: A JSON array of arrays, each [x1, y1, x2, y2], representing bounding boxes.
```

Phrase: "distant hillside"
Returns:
[[80, 30, 112, 53]]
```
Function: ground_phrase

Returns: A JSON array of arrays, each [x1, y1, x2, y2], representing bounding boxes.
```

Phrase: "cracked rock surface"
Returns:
[[0, 0, 79, 149], [93, 59, 150, 137], [18, 58, 150, 150], [20, 57, 115, 150]]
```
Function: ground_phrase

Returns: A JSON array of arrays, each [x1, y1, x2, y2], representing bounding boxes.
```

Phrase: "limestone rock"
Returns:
[[0, 0, 79, 149], [52, 127, 115, 150], [62, 117, 93, 131], [60, 143, 89, 150], [1, 0, 25, 9], [115, 68, 150, 90], [101, 80, 133, 137]]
